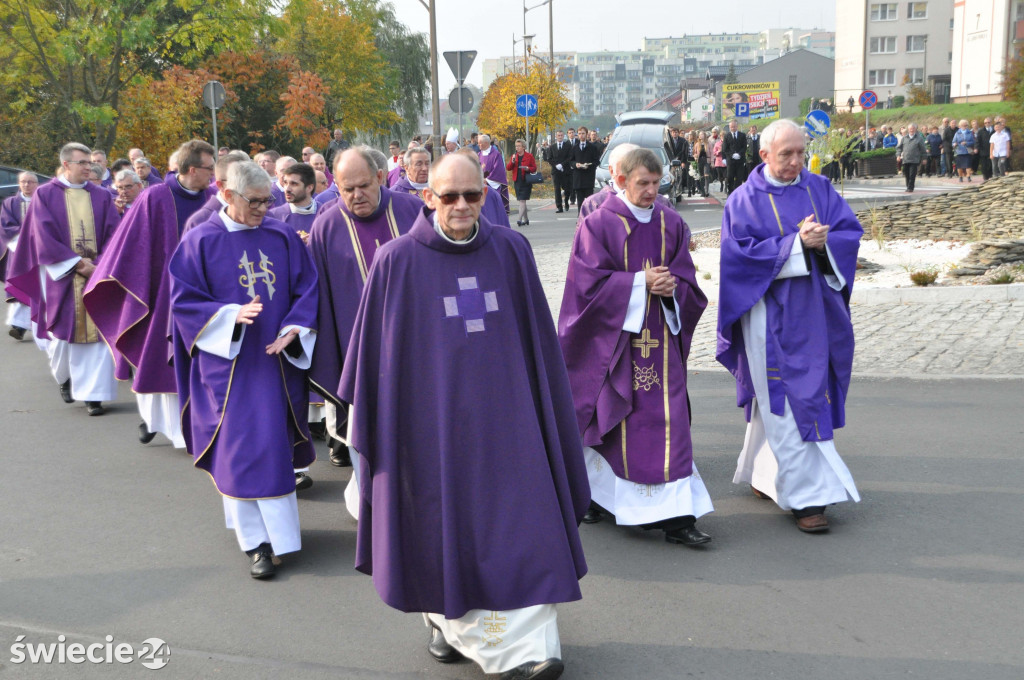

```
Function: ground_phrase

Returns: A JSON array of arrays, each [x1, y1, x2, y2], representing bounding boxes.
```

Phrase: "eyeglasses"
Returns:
[[197, 165, 215, 172], [429, 189, 483, 205], [65, 160, 92, 166], [238, 194, 274, 209]]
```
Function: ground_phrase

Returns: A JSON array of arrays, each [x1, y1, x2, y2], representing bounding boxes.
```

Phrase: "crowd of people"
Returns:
[[1, 118, 863, 680]]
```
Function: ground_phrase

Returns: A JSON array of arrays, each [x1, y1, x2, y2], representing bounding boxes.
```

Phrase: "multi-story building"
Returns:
[[950, 0, 1024, 101], [481, 51, 578, 90], [835, 0, 955, 108]]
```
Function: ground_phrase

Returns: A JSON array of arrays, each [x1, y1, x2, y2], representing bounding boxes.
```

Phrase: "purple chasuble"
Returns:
[[268, 203, 318, 235], [308, 186, 420, 404], [481, 186, 511, 228], [386, 166, 404, 188], [5, 180, 119, 343], [339, 209, 589, 619], [716, 165, 861, 442], [315, 184, 340, 212], [559, 195, 706, 484], [169, 214, 319, 499], [389, 177, 420, 197], [478, 148, 510, 213], [84, 175, 210, 392], [269, 182, 286, 209], [1, 194, 28, 282], [146, 168, 163, 185], [183, 194, 224, 234], [578, 185, 674, 228]]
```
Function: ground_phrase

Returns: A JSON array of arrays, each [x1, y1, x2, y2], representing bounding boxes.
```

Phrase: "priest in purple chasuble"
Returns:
[[390, 146, 430, 197], [169, 161, 318, 579], [182, 151, 250, 234], [83, 140, 216, 447], [558, 147, 712, 547], [576, 144, 675, 230], [397, 148, 511, 229], [5, 143, 120, 414], [477, 134, 510, 214], [2, 171, 39, 339], [339, 154, 588, 680], [716, 119, 861, 534], [307, 148, 420, 493]]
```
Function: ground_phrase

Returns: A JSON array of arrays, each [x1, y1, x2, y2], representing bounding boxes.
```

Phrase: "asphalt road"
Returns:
[[1, 315, 1021, 679]]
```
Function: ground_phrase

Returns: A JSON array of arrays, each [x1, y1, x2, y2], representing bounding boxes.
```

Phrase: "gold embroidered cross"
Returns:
[[632, 328, 659, 359]]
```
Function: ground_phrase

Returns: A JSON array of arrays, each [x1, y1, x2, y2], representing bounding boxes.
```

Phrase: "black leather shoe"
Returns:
[[500, 658, 564, 680], [582, 502, 603, 524], [308, 419, 327, 441], [138, 421, 157, 444], [247, 543, 276, 579], [427, 622, 464, 663], [9, 326, 26, 341], [516, 220, 524, 226], [665, 526, 711, 547], [329, 439, 351, 467], [85, 401, 105, 416], [59, 379, 74, 403], [554, 209, 563, 213], [295, 472, 313, 490]]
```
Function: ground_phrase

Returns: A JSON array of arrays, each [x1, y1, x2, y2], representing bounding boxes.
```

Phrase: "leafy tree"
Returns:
[[477, 65, 576, 151], [1002, 48, 1024, 108], [0, 0, 273, 149], [724, 63, 738, 85]]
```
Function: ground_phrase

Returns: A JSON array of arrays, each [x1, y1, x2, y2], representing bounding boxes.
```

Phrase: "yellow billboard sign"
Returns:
[[722, 82, 781, 121]]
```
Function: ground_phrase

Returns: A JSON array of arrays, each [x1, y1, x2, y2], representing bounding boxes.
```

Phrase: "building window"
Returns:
[[869, 69, 896, 85], [905, 67, 924, 84], [789, 75, 798, 96], [907, 2, 927, 19], [870, 3, 898, 20], [869, 36, 898, 53], [906, 35, 926, 52]]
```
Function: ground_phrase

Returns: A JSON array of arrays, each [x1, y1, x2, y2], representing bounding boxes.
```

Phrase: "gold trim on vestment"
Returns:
[[341, 209, 369, 282], [768, 194, 784, 237], [65, 188, 100, 343], [278, 354, 311, 448], [621, 421, 629, 480], [385, 198, 400, 240], [192, 357, 238, 466], [90, 276, 152, 371], [662, 321, 671, 482]]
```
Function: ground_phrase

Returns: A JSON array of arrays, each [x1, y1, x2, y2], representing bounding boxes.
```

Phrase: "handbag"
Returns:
[[525, 171, 544, 184]]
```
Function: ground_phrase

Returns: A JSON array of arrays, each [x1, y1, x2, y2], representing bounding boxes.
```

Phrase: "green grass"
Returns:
[[827, 102, 1018, 131]]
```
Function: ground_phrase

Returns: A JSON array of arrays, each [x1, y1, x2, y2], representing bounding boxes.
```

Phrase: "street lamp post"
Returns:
[[416, 0, 441, 160], [524, 0, 555, 77]]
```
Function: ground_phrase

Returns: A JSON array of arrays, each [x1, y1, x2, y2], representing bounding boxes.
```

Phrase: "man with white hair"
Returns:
[[477, 134, 509, 215], [169, 160, 319, 579], [576, 142, 674, 225], [5, 143, 120, 415], [1, 171, 39, 340], [84, 139, 216, 445], [270, 156, 297, 208], [325, 128, 350, 170], [340, 152, 589, 680], [390, 147, 431, 197], [559, 147, 711, 545], [717, 119, 862, 533], [111, 169, 144, 215]]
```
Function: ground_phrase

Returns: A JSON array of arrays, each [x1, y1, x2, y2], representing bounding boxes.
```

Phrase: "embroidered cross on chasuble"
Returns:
[[443, 275, 499, 334], [65, 188, 100, 343]]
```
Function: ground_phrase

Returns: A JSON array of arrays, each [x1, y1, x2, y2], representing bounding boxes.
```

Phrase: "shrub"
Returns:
[[909, 268, 939, 286]]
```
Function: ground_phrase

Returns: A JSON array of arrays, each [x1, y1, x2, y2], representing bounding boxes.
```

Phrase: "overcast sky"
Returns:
[[385, 0, 836, 90]]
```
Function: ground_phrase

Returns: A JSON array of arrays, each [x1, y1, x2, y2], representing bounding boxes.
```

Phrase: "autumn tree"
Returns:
[[477, 65, 576, 152], [0, 0, 273, 150]]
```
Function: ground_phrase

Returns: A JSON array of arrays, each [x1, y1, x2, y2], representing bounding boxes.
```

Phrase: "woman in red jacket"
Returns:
[[506, 138, 537, 226]]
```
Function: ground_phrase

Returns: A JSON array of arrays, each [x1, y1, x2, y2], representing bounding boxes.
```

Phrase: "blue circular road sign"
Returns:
[[859, 90, 877, 110], [515, 94, 539, 117], [805, 109, 831, 138]]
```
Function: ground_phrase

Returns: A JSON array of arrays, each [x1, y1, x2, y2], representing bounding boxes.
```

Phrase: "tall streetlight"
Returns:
[[525, 0, 555, 77], [417, 0, 441, 160]]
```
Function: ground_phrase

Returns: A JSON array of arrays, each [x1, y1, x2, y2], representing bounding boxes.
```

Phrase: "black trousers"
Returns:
[[574, 186, 593, 209], [551, 170, 572, 210], [980, 156, 993, 180], [726, 160, 744, 193], [903, 161, 919, 191]]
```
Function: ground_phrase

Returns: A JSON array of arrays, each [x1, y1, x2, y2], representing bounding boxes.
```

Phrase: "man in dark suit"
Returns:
[[570, 126, 600, 210], [564, 128, 578, 205], [722, 120, 747, 194], [977, 117, 994, 181], [546, 130, 574, 213], [745, 125, 761, 178]]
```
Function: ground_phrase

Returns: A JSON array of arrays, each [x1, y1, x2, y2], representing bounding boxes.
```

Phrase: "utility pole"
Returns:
[[418, 0, 441, 160]]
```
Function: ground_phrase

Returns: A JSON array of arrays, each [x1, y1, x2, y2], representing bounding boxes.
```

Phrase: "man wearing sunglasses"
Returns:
[[5, 143, 120, 417], [340, 153, 589, 680], [169, 160, 319, 579], [307, 147, 420, 476], [84, 139, 216, 444]]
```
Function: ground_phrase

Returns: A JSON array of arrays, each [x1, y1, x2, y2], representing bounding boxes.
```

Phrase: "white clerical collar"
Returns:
[[480, 146, 492, 156], [20, 193, 31, 202], [432, 212, 478, 243], [289, 199, 317, 214], [763, 167, 799, 187], [58, 176, 87, 189], [175, 176, 202, 196], [219, 207, 258, 232], [620, 196, 654, 223], [409, 180, 428, 190], [216, 194, 229, 207], [276, 181, 286, 193], [101, 169, 110, 182]]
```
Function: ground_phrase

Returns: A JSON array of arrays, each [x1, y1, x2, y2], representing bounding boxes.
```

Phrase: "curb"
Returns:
[[850, 283, 1024, 304]]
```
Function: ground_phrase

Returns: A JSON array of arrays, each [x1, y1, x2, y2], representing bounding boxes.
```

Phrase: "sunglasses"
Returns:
[[430, 189, 483, 205]]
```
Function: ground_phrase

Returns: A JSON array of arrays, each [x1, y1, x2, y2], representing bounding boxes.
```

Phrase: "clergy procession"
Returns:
[[2, 118, 863, 680]]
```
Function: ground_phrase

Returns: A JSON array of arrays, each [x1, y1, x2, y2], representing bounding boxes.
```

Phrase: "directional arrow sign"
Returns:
[[805, 109, 831, 138], [515, 94, 538, 117], [443, 51, 477, 84]]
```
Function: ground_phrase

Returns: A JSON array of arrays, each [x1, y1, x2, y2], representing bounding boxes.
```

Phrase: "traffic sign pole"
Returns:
[[212, 108, 219, 151]]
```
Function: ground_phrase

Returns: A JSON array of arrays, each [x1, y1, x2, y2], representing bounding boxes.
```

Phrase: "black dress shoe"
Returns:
[[664, 526, 711, 547], [581, 502, 603, 524], [427, 622, 464, 663], [295, 472, 313, 490], [329, 439, 351, 467], [138, 421, 157, 444], [524, 218, 529, 225], [554, 209, 563, 213], [9, 326, 26, 341], [59, 379, 74, 404], [308, 419, 327, 441], [85, 401, 105, 416], [500, 658, 564, 680], [247, 543, 276, 579]]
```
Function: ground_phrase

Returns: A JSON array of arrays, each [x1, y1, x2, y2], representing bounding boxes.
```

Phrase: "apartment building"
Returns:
[[950, 0, 1024, 101]]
